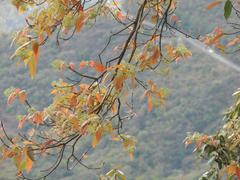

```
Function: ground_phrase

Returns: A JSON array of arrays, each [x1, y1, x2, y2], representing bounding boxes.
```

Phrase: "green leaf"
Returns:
[[224, 0, 232, 20], [4, 87, 16, 97], [51, 59, 66, 71]]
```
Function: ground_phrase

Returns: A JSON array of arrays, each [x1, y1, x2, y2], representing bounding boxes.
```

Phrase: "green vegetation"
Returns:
[[0, 1, 239, 179]]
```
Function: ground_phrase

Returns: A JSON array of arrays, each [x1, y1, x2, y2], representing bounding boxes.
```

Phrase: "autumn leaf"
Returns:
[[80, 120, 91, 135], [75, 13, 85, 32], [149, 46, 160, 65], [145, 91, 153, 112], [69, 115, 79, 130], [92, 126, 103, 148], [38, 34, 44, 44], [18, 116, 26, 129], [79, 61, 87, 70], [7, 92, 17, 105], [89, 61, 95, 68], [94, 63, 106, 72], [28, 59, 37, 79], [32, 41, 39, 64], [34, 112, 44, 125], [207, 1, 222, 10], [226, 164, 237, 176], [18, 90, 27, 104], [69, 62, 75, 70], [114, 76, 124, 92], [25, 153, 33, 173], [69, 94, 78, 107], [116, 11, 125, 21], [226, 37, 240, 47]]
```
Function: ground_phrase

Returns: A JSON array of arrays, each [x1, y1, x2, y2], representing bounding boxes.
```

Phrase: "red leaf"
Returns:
[[18, 116, 26, 129], [79, 61, 87, 70], [89, 61, 95, 68], [94, 63, 106, 72], [69, 62, 75, 70], [34, 112, 44, 125]]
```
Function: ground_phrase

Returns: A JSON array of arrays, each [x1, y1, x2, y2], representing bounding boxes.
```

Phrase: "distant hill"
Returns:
[[0, 1, 239, 179], [0, 1, 25, 32]]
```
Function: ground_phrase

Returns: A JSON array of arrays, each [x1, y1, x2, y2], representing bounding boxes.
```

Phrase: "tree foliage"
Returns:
[[0, 0, 239, 179], [0, 0, 193, 179], [185, 1, 240, 179]]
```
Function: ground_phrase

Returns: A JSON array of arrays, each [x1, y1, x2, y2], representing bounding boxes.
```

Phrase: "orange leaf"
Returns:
[[80, 120, 90, 134], [25, 153, 33, 173], [75, 13, 84, 32], [150, 46, 160, 65], [96, 93, 102, 102], [34, 112, 44, 125], [210, 33, 224, 45], [32, 41, 39, 64], [207, 1, 222, 10], [226, 37, 240, 47], [92, 126, 103, 148], [116, 11, 125, 21], [69, 95, 78, 107], [146, 91, 153, 112], [171, 15, 179, 23], [38, 34, 44, 44], [7, 92, 17, 105], [18, 116, 26, 129], [69, 115, 79, 130], [226, 164, 237, 176], [14, 153, 22, 171], [111, 103, 117, 113], [18, 90, 27, 104], [87, 95, 94, 107], [94, 63, 106, 72], [79, 61, 87, 70], [113, 76, 124, 92]]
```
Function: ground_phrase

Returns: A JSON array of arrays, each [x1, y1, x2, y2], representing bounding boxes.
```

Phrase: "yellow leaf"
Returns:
[[18, 6, 25, 15], [28, 58, 36, 79]]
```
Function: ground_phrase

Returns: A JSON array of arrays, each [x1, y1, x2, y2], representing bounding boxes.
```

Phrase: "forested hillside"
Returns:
[[0, 1, 239, 179]]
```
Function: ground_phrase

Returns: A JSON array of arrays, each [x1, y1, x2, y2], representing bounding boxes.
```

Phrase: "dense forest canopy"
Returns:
[[0, 0, 239, 179]]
